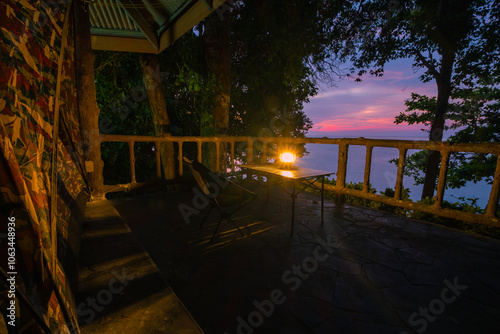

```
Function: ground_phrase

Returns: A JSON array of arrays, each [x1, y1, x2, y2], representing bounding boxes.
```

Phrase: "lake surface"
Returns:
[[294, 142, 492, 210]]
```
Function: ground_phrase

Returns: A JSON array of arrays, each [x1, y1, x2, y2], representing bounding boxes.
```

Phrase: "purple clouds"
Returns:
[[305, 59, 436, 139]]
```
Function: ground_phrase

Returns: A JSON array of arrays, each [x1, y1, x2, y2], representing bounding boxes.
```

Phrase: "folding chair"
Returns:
[[183, 157, 257, 242]]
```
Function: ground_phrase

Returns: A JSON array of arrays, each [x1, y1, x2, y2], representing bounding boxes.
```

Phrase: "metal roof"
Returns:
[[87, 0, 227, 53]]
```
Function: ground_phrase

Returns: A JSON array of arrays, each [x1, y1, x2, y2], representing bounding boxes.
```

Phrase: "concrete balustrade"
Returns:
[[99, 134, 500, 227]]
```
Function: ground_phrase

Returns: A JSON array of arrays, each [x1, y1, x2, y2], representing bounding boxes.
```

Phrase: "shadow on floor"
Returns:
[[108, 184, 500, 334]]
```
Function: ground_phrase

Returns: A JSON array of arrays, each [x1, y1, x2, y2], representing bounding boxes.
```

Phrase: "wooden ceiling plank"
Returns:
[[92, 4, 107, 28], [119, 4, 135, 30], [110, 0, 126, 29], [89, 5, 98, 27], [104, 1, 120, 28], [97, 3, 113, 28]]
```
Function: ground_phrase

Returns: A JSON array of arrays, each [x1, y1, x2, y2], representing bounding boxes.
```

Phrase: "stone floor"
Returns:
[[99, 181, 499, 334]]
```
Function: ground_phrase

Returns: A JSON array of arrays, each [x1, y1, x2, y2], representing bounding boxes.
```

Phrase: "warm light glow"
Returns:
[[280, 171, 293, 178], [280, 152, 296, 163]]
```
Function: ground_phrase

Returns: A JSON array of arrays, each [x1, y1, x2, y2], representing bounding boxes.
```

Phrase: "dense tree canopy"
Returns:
[[94, 0, 346, 177], [228, 0, 343, 138]]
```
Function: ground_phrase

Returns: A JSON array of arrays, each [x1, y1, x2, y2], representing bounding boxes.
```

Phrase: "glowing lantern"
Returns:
[[280, 152, 296, 163], [278, 152, 296, 169]]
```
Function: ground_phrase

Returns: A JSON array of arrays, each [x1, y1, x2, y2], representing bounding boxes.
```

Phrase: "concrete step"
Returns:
[[77, 200, 203, 334]]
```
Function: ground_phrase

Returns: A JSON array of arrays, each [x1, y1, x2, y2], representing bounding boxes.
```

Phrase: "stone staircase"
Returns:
[[77, 199, 203, 334]]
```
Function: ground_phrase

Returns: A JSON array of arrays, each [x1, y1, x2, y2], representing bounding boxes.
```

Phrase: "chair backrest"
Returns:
[[183, 157, 210, 195], [183, 157, 256, 205]]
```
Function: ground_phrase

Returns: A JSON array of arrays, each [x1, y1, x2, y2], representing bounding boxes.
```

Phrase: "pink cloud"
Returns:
[[304, 59, 436, 138]]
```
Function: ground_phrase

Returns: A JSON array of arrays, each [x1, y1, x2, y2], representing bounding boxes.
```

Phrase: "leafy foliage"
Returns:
[[228, 0, 343, 138], [329, 0, 497, 84], [95, 52, 154, 136], [94, 52, 157, 183], [157, 32, 220, 137], [392, 82, 500, 188]]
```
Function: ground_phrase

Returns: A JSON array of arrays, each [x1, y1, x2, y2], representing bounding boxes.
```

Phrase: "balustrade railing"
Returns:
[[100, 134, 500, 227]]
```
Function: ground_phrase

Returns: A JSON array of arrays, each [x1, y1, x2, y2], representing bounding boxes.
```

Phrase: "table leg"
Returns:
[[291, 181, 296, 237], [321, 175, 325, 224], [266, 176, 270, 202]]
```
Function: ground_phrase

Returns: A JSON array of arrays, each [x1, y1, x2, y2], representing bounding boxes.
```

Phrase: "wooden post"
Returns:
[[178, 141, 183, 177], [486, 155, 500, 218], [215, 140, 221, 172], [155, 141, 161, 178], [336, 144, 348, 202], [140, 53, 176, 180], [197, 141, 202, 162], [363, 146, 373, 192], [231, 141, 235, 173], [247, 139, 253, 165], [75, 0, 104, 200], [394, 148, 407, 201], [262, 141, 268, 163], [129, 141, 136, 183], [434, 150, 450, 209]]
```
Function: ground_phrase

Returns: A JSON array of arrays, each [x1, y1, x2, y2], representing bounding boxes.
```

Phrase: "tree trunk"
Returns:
[[421, 51, 455, 200], [203, 12, 231, 172], [75, 0, 104, 200], [139, 53, 176, 180]]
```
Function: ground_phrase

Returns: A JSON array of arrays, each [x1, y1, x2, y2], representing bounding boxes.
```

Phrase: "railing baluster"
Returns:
[[247, 139, 253, 165], [155, 141, 161, 179], [486, 155, 500, 219], [197, 141, 202, 162], [262, 141, 267, 163], [178, 141, 183, 176], [336, 144, 348, 200], [394, 148, 407, 201], [231, 141, 235, 173], [434, 150, 450, 209], [129, 141, 135, 183], [363, 145, 373, 193], [216, 140, 220, 172]]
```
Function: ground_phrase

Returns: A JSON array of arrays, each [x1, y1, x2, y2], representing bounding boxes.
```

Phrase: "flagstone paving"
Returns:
[[107, 182, 500, 334]]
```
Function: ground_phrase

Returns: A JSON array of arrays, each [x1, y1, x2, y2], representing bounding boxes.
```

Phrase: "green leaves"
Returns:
[[393, 78, 499, 190]]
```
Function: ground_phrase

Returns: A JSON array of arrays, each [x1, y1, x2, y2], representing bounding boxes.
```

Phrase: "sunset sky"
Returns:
[[304, 58, 437, 139]]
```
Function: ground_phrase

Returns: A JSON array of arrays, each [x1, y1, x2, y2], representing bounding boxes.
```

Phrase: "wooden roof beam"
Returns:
[[91, 35, 158, 53], [201, 0, 213, 10], [158, 0, 227, 52], [116, 0, 159, 51]]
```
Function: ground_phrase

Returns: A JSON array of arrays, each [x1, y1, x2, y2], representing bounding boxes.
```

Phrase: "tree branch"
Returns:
[[414, 49, 440, 79]]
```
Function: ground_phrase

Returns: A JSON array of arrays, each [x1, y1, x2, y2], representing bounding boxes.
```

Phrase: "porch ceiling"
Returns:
[[87, 0, 227, 53]]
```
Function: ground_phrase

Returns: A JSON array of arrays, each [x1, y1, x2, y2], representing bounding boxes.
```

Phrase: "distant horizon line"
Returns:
[[306, 129, 430, 140]]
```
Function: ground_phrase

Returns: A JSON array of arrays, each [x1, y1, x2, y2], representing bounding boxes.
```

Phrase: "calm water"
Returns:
[[294, 142, 492, 210]]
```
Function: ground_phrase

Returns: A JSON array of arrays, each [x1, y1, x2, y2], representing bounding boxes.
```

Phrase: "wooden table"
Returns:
[[240, 163, 334, 236]]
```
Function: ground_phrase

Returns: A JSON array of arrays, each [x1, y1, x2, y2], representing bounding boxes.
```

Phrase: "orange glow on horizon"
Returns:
[[312, 118, 423, 133]]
